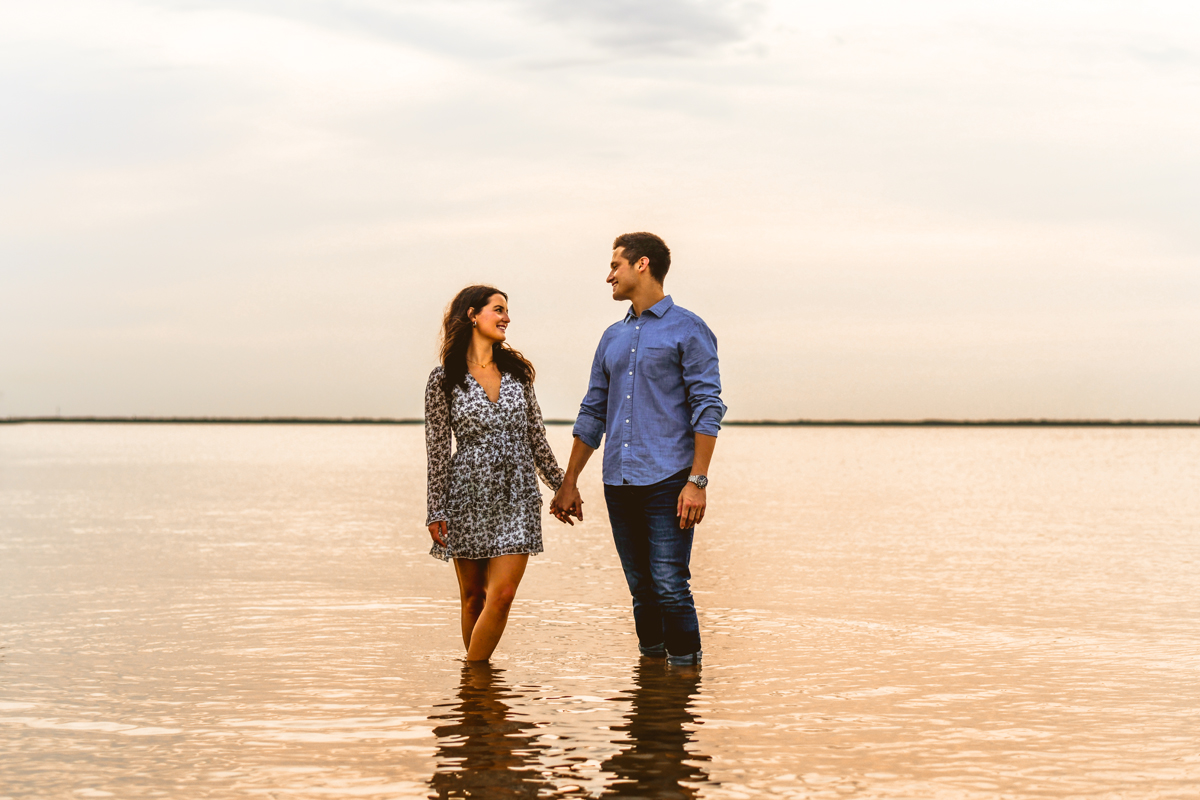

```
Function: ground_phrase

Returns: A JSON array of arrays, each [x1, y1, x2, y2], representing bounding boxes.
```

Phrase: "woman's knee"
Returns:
[[461, 584, 487, 612], [487, 583, 519, 610], [464, 595, 487, 615]]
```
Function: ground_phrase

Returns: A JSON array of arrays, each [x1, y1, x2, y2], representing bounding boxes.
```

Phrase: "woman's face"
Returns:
[[471, 294, 509, 343]]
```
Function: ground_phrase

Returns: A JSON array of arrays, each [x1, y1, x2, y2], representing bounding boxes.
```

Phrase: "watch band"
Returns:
[[687, 474, 708, 489]]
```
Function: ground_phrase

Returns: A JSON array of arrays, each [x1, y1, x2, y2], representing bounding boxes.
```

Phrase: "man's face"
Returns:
[[607, 248, 642, 301]]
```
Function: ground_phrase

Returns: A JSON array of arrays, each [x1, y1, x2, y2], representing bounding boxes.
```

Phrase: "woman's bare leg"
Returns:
[[454, 558, 489, 651], [464, 554, 528, 662]]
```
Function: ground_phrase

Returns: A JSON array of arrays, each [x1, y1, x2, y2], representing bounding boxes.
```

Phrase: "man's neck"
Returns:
[[629, 286, 666, 317]]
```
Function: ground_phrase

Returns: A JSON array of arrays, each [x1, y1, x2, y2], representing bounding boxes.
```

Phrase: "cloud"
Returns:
[[153, 0, 765, 61], [146, 0, 539, 64], [523, 0, 764, 54], [3, 0, 1199, 418]]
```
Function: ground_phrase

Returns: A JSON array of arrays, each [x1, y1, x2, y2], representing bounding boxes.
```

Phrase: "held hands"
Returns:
[[676, 483, 706, 529], [550, 481, 584, 526], [428, 520, 447, 546]]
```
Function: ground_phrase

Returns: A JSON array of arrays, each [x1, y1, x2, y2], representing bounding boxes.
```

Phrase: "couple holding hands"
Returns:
[[424, 232, 725, 666]]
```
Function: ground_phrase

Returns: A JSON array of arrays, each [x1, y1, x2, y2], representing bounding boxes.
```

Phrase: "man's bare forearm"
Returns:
[[562, 436, 597, 485], [691, 433, 716, 476]]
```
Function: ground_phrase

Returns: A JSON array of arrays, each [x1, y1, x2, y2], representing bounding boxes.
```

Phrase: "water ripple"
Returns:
[[1, 424, 1198, 798]]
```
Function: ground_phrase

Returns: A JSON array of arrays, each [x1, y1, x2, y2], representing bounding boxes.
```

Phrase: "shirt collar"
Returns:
[[624, 294, 674, 322]]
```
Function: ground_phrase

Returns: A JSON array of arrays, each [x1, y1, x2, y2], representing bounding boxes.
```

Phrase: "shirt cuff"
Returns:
[[572, 413, 605, 450], [692, 405, 725, 437]]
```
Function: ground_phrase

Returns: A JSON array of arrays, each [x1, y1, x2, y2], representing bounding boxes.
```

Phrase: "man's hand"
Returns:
[[551, 481, 584, 526], [676, 483, 706, 529], [552, 438, 595, 526], [428, 520, 447, 546]]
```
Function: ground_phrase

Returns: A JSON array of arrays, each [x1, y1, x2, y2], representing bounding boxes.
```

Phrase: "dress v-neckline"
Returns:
[[469, 371, 503, 405]]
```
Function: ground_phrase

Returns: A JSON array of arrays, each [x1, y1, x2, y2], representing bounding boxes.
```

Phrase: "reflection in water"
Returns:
[[428, 660, 709, 799], [600, 659, 710, 798], [6, 426, 1200, 798], [428, 663, 553, 799]]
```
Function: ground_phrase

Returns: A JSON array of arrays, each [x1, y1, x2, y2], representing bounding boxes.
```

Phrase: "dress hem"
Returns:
[[429, 547, 543, 563]]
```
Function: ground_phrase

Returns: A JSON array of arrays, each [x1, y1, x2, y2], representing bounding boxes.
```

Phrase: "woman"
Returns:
[[425, 285, 568, 661]]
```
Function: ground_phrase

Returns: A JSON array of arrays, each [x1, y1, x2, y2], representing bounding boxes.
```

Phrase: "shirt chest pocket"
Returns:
[[639, 345, 680, 381]]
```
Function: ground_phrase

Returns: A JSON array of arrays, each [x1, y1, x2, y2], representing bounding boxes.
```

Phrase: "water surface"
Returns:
[[2, 424, 1198, 798]]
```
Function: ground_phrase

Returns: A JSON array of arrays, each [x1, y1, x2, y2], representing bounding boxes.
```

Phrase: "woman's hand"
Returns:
[[428, 520, 447, 546], [551, 482, 584, 526]]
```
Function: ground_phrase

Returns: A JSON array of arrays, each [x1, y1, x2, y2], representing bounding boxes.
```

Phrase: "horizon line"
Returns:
[[1, 416, 1197, 427]]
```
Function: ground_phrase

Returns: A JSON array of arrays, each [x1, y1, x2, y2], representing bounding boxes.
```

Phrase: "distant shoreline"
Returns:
[[1, 416, 1197, 427]]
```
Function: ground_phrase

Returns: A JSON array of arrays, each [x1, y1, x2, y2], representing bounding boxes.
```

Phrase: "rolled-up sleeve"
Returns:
[[572, 337, 609, 449], [682, 319, 726, 436]]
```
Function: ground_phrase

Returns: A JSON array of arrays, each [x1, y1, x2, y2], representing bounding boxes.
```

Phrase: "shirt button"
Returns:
[[631, 348, 635, 352], [626, 395, 630, 399], [628, 371, 633, 375], [635, 326, 640, 330], [626, 419, 630, 423], [624, 443, 628, 447]]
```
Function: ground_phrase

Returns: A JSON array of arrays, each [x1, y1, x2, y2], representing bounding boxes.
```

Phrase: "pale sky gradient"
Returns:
[[3, 1, 1198, 420]]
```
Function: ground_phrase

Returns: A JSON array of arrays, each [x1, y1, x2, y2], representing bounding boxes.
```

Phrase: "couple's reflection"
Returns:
[[428, 658, 708, 798], [428, 662, 552, 799]]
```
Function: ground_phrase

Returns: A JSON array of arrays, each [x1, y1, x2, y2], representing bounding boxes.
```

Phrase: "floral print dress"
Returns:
[[425, 366, 565, 561]]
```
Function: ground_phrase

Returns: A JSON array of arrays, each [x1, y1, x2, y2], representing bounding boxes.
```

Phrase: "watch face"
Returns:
[[691, 475, 708, 489]]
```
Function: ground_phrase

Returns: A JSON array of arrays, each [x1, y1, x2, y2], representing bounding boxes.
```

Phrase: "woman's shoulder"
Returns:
[[426, 365, 446, 390]]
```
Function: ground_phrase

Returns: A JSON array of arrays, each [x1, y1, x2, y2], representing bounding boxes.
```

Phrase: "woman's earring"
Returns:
[[472, 320, 477, 327]]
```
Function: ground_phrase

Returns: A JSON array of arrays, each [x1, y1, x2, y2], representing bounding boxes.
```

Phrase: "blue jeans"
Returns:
[[604, 467, 701, 658]]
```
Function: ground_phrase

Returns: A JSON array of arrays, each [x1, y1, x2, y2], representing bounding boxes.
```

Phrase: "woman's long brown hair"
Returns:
[[440, 285, 535, 400]]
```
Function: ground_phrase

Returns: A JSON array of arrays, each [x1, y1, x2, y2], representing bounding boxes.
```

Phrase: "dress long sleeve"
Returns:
[[523, 381, 564, 492], [425, 368, 452, 526]]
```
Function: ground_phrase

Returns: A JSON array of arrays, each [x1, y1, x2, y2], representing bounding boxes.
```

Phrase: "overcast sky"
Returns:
[[2, 0, 1198, 420]]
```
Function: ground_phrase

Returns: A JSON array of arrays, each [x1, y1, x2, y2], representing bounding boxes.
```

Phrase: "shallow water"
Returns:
[[1, 423, 1198, 799]]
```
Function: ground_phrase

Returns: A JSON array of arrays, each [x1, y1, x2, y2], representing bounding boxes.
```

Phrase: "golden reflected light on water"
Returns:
[[1, 424, 1198, 798]]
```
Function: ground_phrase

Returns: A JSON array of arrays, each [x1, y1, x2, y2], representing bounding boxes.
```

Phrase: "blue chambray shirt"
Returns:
[[573, 295, 726, 486]]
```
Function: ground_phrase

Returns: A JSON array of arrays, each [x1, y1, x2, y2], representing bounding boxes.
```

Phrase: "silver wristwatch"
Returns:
[[687, 474, 708, 489]]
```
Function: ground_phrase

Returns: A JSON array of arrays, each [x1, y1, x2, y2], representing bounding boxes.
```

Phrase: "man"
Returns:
[[552, 232, 725, 667]]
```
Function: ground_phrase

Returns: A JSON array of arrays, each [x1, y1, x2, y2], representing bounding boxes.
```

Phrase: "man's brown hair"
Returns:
[[613, 232, 671, 284]]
